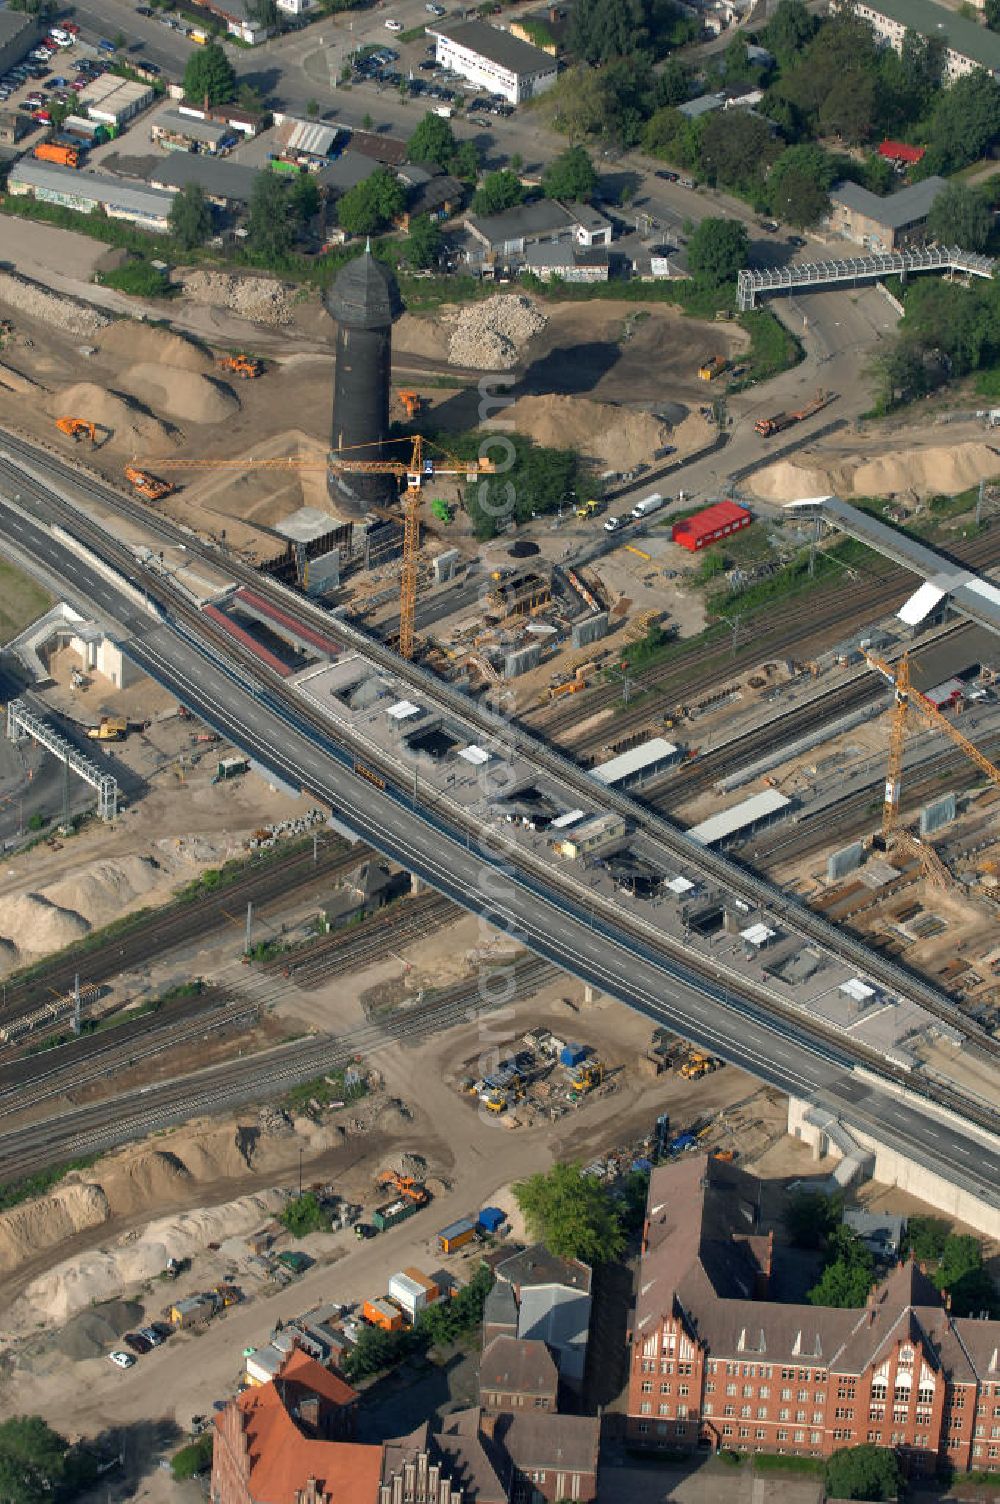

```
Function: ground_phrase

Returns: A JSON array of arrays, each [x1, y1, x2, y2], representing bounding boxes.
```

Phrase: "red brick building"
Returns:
[[627, 1155, 1000, 1476], [480, 1336, 560, 1413]]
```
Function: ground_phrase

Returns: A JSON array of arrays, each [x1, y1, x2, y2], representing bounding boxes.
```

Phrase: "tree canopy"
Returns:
[[761, 0, 817, 65], [407, 111, 456, 170], [0, 1416, 69, 1504], [918, 69, 1000, 177], [765, 143, 835, 226], [686, 217, 749, 289], [182, 41, 235, 107], [784, 1190, 841, 1250], [825, 1443, 901, 1501], [168, 182, 212, 251], [513, 1162, 625, 1263], [337, 167, 405, 236], [406, 214, 443, 269], [808, 1226, 875, 1309], [247, 171, 295, 259], [927, 182, 993, 252], [471, 169, 525, 216], [542, 145, 597, 202], [463, 435, 582, 539]]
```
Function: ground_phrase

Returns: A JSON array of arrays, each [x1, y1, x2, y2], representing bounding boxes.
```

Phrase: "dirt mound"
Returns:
[[44, 854, 165, 930], [0, 891, 90, 960], [394, 311, 451, 365], [507, 394, 674, 470], [180, 271, 292, 326], [119, 363, 238, 424], [50, 383, 174, 454], [98, 323, 211, 373], [854, 442, 1000, 496], [55, 1299, 144, 1361], [0, 1182, 110, 1276]]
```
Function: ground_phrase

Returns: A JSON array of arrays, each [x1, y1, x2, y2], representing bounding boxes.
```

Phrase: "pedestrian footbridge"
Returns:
[[737, 245, 994, 311]]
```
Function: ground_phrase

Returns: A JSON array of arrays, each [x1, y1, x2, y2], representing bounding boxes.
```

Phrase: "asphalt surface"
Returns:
[[0, 475, 997, 1214]]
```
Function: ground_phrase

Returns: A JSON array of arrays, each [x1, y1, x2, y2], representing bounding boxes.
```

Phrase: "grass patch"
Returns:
[[734, 308, 803, 385], [170, 1433, 213, 1482], [753, 1455, 824, 1476], [281, 1067, 368, 1114], [707, 537, 871, 618], [0, 1157, 98, 1213], [399, 22, 426, 41], [100, 257, 173, 298], [0, 557, 52, 644]]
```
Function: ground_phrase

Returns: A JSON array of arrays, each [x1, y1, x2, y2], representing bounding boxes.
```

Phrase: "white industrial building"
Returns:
[[686, 788, 791, 847], [834, 0, 1000, 82], [426, 19, 558, 104]]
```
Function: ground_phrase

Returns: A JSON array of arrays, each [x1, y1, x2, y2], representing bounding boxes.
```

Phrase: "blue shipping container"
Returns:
[[478, 1206, 505, 1233], [559, 1043, 588, 1068]]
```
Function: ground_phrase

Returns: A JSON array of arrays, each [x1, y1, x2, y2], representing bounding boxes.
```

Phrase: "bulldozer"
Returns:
[[376, 1168, 429, 1207], [398, 389, 423, 419], [216, 354, 263, 379], [55, 417, 98, 443], [124, 465, 174, 502]]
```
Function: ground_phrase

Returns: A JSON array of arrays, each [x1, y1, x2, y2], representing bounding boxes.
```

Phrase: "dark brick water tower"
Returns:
[[325, 247, 402, 513]]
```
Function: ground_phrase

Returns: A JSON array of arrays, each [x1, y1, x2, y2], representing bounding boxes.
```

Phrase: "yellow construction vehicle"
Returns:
[[398, 389, 422, 419], [124, 465, 174, 502], [484, 1091, 507, 1114], [86, 717, 127, 742], [568, 1059, 605, 1094], [575, 498, 605, 520], [698, 355, 727, 381], [679, 1052, 718, 1080], [56, 417, 97, 443], [376, 1168, 429, 1206], [216, 354, 263, 379]]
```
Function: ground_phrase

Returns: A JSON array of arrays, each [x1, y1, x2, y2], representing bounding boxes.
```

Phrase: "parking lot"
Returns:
[[0, 23, 158, 148]]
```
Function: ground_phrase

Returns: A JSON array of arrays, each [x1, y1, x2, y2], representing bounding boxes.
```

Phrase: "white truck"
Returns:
[[630, 492, 666, 521]]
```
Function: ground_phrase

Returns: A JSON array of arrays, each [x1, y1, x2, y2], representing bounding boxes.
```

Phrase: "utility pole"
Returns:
[[808, 509, 821, 577], [313, 831, 319, 865], [977, 477, 986, 528], [62, 756, 70, 829], [72, 974, 81, 1036], [245, 902, 254, 956]]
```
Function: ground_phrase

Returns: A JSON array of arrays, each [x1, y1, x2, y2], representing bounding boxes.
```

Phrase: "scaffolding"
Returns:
[[6, 698, 118, 821]]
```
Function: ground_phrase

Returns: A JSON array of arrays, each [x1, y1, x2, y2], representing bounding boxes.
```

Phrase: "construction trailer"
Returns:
[[438, 1217, 476, 1254], [362, 1296, 406, 1332], [388, 1268, 441, 1321]]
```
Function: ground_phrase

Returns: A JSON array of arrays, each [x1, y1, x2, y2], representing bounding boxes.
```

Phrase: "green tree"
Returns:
[[168, 182, 212, 251], [784, 1191, 841, 1250], [337, 166, 405, 235], [0, 1416, 69, 1504], [182, 41, 236, 107], [247, 0, 279, 27], [407, 111, 456, 168], [919, 69, 1000, 177], [451, 140, 481, 181], [280, 1191, 330, 1236], [407, 213, 443, 268], [247, 171, 294, 258], [825, 1443, 901, 1501], [306, 98, 319, 119], [540, 65, 613, 143], [766, 143, 835, 226], [988, 0, 1000, 30], [290, 173, 321, 226], [170, 1433, 213, 1481], [655, 57, 691, 108], [343, 1323, 413, 1379], [237, 82, 267, 114], [686, 217, 749, 288], [699, 111, 777, 194], [542, 145, 597, 201], [642, 105, 700, 168], [762, 0, 816, 65], [418, 1263, 493, 1345], [571, 0, 649, 63], [513, 1162, 624, 1263], [906, 1215, 950, 1262], [927, 181, 993, 252], [471, 169, 524, 215], [808, 1227, 875, 1309]]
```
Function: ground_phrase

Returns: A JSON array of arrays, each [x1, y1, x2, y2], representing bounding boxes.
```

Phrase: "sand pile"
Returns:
[[0, 270, 109, 336], [0, 891, 89, 961], [97, 323, 211, 373], [181, 271, 292, 326], [394, 311, 452, 365], [50, 383, 174, 454], [446, 294, 547, 369], [0, 1182, 110, 1275], [507, 395, 675, 469], [119, 363, 239, 424], [0, 361, 42, 396], [752, 442, 1000, 503], [14, 1189, 286, 1327], [56, 1300, 144, 1361]]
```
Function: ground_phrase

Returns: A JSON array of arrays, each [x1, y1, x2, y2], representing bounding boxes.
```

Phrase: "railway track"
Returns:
[[0, 837, 367, 1034], [0, 956, 556, 1180], [260, 890, 457, 990]]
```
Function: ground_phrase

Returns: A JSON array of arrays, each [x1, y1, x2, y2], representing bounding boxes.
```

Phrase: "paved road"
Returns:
[[0, 480, 997, 1218]]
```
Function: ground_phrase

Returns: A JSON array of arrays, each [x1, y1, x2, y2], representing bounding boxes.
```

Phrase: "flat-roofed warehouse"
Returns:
[[149, 153, 262, 208], [7, 160, 174, 231], [426, 19, 558, 104], [590, 737, 680, 791], [686, 789, 792, 847]]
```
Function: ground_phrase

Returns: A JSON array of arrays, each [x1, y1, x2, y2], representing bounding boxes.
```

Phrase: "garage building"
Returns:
[[672, 500, 752, 552]]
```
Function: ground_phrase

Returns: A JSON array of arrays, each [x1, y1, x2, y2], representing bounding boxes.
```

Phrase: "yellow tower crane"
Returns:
[[134, 436, 494, 662], [865, 651, 1000, 884]]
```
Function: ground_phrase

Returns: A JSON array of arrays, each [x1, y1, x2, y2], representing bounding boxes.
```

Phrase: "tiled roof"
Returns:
[[480, 1335, 558, 1396], [494, 1410, 600, 1476], [496, 1243, 591, 1294], [220, 1378, 381, 1504], [276, 1348, 358, 1408]]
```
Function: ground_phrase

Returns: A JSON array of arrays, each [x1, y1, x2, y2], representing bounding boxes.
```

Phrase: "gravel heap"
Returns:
[[0, 271, 109, 336], [446, 294, 547, 370], [55, 1299, 144, 1361], [181, 270, 292, 326]]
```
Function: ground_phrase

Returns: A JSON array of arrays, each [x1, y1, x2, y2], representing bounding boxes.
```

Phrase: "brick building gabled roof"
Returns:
[[276, 1349, 359, 1411], [480, 1336, 558, 1400]]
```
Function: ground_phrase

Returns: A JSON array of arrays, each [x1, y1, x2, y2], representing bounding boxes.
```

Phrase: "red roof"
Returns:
[[277, 1348, 358, 1408], [878, 141, 925, 164], [672, 499, 750, 540]]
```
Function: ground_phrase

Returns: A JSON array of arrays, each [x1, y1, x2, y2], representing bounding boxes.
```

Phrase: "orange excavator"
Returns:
[[376, 1168, 429, 1207], [55, 417, 98, 443], [124, 465, 174, 502], [398, 390, 422, 419], [217, 354, 263, 379]]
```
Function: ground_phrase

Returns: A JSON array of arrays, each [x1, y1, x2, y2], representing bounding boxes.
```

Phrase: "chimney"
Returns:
[[480, 1413, 497, 1441]]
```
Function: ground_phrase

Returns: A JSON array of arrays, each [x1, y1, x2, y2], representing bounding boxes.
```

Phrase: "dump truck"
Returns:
[[86, 717, 127, 742], [217, 354, 263, 379], [124, 465, 174, 502], [55, 417, 97, 443], [755, 390, 835, 438], [574, 498, 604, 519], [698, 355, 727, 381], [34, 141, 79, 168]]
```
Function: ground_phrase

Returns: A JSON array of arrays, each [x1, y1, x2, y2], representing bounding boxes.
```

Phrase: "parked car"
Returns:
[[384, 18, 404, 31], [33, 109, 53, 123], [123, 1332, 152, 1355], [97, 38, 118, 53], [109, 1350, 136, 1369], [63, 21, 81, 34], [70, 78, 86, 90], [655, 169, 678, 182], [604, 516, 622, 533], [45, 76, 67, 88]]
